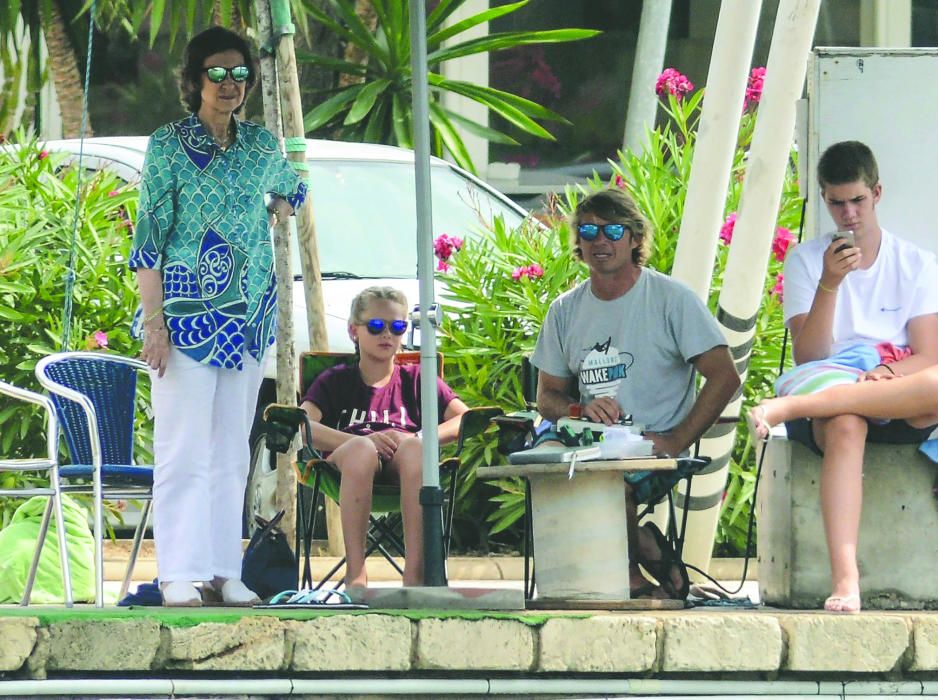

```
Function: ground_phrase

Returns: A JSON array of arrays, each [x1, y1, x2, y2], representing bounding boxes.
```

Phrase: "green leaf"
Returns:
[[428, 1, 529, 46], [429, 102, 474, 173], [429, 29, 600, 64], [345, 79, 391, 125], [303, 86, 364, 132]]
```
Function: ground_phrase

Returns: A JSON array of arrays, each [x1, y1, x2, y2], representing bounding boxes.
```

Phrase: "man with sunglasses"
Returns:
[[531, 187, 739, 599], [130, 27, 306, 607]]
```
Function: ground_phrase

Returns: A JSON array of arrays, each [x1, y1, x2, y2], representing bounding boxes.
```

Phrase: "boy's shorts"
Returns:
[[785, 417, 938, 457]]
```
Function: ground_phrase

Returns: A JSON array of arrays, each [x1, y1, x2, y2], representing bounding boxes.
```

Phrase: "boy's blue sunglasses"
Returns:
[[203, 65, 250, 83], [366, 318, 408, 336], [577, 223, 629, 242]]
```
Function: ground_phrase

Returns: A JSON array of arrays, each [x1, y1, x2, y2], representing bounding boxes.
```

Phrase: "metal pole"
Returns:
[[409, 0, 445, 587], [621, 0, 672, 154]]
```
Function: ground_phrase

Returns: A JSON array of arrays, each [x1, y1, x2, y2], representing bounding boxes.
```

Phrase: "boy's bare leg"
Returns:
[[752, 367, 938, 435], [332, 437, 381, 588], [388, 437, 424, 586], [814, 416, 867, 610]]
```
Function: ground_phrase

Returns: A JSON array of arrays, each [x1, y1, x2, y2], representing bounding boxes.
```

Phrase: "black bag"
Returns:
[[241, 510, 297, 599]]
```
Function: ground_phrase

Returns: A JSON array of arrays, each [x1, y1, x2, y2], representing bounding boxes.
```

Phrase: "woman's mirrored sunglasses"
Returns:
[[203, 65, 250, 83], [365, 319, 408, 336], [577, 223, 629, 242]]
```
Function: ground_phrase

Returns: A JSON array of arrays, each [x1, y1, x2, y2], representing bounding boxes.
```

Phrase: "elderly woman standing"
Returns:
[[130, 27, 306, 607]]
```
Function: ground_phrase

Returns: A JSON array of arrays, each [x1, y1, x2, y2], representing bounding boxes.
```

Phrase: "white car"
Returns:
[[40, 136, 531, 531]]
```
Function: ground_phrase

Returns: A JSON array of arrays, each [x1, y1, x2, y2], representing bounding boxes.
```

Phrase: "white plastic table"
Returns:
[[477, 458, 676, 607]]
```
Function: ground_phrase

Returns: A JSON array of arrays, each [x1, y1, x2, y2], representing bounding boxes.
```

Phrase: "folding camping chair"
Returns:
[[35, 352, 154, 608], [0, 378, 74, 606], [267, 351, 500, 590]]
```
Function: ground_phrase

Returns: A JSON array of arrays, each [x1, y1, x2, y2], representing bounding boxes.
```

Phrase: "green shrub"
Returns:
[[0, 139, 143, 527]]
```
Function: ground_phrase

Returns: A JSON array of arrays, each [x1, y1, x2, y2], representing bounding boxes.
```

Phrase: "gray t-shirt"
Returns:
[[531, 268, 727, 432]]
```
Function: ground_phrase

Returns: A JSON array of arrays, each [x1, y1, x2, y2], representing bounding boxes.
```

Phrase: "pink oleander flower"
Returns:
[[37, 149, 48, 160], [433, 233, 463, 263], [94, 330, 108, 348], [719, 213, 737, 245], [745, 66, 766, 109], [436, 259, 451, 273], [108, 190, 120, 197], [655, 68, 694, 99], [614, 174, 627, 189], [512, 263, 545, 281], [772, 226, 794, 262], [771, 273, 784, 302]]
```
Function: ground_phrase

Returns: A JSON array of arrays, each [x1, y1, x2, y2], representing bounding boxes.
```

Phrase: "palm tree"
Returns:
[[0, 1, 93, 137]]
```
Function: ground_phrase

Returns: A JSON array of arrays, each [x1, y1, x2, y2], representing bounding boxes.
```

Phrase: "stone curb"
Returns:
[[6, 610, 938, 677]]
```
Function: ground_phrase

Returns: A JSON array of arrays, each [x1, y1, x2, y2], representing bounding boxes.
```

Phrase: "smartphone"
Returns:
[[833, 231, 856, 253]]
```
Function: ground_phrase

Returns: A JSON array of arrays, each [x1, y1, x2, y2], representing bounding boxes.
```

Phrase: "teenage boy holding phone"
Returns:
[[777, 140, 938, 612]]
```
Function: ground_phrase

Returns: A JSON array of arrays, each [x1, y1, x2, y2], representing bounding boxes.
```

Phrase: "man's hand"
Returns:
[[820, 237, 862, 291], [582, 397, 622, 425], [644, 431, 681, 458]]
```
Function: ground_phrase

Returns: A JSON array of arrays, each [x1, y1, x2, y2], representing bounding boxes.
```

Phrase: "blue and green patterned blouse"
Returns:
[[129, 114, 306, 370]]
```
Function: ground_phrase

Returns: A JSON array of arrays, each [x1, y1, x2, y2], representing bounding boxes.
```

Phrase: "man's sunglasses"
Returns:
[[577, 223, 629, 242], [365, 319, 408, 336], [203, 65, 250, 84]]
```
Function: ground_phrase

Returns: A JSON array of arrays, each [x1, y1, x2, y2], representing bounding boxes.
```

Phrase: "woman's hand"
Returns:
[[141, 327, 171, 378]]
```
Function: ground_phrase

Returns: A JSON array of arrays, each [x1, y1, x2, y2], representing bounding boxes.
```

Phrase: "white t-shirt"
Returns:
[[783, 229, 938, 355], [531, 268, 727, 432]]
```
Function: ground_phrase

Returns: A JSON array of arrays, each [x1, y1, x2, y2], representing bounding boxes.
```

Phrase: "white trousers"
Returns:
[[150, 347, 264, 582]]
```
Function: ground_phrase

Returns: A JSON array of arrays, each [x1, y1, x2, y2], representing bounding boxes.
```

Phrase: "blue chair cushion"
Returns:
[[59, 464, 154, 485]]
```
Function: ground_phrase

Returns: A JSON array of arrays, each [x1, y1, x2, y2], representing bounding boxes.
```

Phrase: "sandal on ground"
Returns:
[[824, 593, 861, 613], [161, 581, 202, 608], [201, 579, 261, 607], [746, 406, 770, 443], [640, 522, 690, 600]]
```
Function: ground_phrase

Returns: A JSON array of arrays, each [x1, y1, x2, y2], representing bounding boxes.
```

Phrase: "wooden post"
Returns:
[[253, 0, 298, 543]]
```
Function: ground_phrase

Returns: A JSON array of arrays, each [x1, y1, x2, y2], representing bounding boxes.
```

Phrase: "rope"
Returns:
[[60, 0, 96, 351]]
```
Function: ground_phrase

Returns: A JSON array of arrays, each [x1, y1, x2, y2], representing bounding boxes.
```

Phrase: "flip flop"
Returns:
[[746, 405, 770, 442], [640, 522, 690, 600], [823, 594, 861, 613]]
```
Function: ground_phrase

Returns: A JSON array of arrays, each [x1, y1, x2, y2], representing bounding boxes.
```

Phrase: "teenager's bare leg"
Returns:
[[814, 415, 866, 610], [751, 367, 938, 436], [331, 437, 381, 588], [386, 436, 424, 586]]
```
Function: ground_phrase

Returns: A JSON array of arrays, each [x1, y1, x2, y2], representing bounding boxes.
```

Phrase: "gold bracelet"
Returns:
[[818, 281, 837, 294], [142, 307, 163, 324]]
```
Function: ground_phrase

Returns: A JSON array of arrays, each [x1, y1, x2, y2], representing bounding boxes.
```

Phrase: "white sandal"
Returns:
[[161, 581, 202, 607]]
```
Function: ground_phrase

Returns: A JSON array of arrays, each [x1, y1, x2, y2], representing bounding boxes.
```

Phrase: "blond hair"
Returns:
[[349, 286, 409, 325]]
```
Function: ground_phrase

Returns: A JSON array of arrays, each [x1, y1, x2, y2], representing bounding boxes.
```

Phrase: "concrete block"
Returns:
[[44, 619, 161, 671], [289, 614, 412, 671], [782, 615, 910, 672], [538, 616, 656, 672], [908, 615, 938, 670], [163, 617, 287, 671], [760, 438, 938, 609], [662, 615, 783, 672], [416, 618, 535, 671], [0, 617, 39, 672]]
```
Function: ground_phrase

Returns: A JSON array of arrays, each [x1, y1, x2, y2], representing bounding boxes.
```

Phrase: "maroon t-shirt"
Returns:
[[303, 363, 458, 436]]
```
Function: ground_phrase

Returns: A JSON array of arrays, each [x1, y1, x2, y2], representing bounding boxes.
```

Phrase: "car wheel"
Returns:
[[244, 433, 280, 537]]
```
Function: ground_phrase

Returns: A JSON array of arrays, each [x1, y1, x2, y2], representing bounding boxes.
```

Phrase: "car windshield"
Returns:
[[293, 160, 526, 278]]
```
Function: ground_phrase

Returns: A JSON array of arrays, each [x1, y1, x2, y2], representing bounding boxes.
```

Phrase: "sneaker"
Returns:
[[202, 578, 261, 607], [161, 581, 202, 607]]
